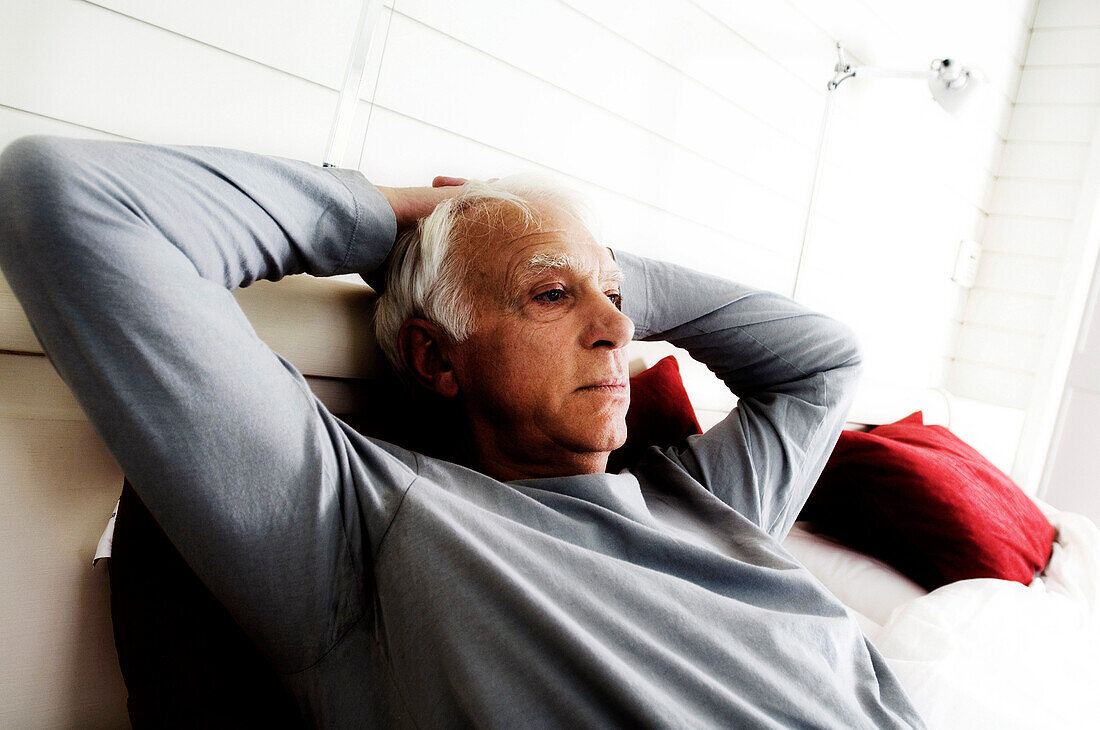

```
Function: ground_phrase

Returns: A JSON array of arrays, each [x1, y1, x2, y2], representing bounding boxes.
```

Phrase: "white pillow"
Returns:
[[782, 522, 927, 626]]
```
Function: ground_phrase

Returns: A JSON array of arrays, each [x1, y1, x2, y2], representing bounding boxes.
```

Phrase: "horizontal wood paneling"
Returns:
[[688, 0, 839, 85], [1016, 67, 1100, 104], [955, 322, 1044, 371], [0, 105, 127, 147], [1027, 27, 1100, 66], [982, 214, 1072, 256], [560, 0, 823, 145], [1008, 103, 1098, 142], [949, 358, 1035, 408], [88, 0, 361, 89], [953, 0, 1092, 421], [364, 13, 808, 255], [974, 251, 1064, 296], [964, 287, 1055, 333], [1034, 0, 1100, 28], [385, 0, 816, 211], [0, 0, 337, 161], [989, 179, 1081, 219], [999, 140, 1089, 180], [356, 105, 794, 292]]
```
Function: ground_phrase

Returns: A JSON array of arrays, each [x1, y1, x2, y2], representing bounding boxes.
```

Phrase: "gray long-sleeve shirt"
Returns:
[[0, 136, 923, 728]]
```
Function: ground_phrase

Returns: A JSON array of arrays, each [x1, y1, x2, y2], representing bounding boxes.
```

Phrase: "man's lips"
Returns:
[[577, 378, 628, 393]]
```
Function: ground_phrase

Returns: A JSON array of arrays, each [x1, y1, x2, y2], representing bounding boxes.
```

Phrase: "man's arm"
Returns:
[[0, 136, 440, 671], [613, 249, 863, 540]]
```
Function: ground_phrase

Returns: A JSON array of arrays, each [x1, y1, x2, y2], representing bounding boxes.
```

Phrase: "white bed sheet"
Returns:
[[785, 506, 1100, 729]]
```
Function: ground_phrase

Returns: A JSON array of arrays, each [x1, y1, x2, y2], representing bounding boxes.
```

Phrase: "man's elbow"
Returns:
[[833, 319, 864, 372], [0, 136, 96, 258]]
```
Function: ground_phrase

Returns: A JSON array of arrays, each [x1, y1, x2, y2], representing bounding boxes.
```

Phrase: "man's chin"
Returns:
[[584, 422, 629, 455]]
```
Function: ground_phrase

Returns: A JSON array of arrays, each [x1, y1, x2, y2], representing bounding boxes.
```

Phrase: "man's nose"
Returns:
[[584, 291, 635, 350]]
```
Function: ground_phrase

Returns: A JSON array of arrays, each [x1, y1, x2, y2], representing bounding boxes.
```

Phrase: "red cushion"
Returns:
[[607, 355, 701, 472], [800, 411, 1055, 591]]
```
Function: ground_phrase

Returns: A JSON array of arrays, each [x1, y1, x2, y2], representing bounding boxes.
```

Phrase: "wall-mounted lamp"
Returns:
[[828, 44, 978, 109], [792, 43, 981, 298]]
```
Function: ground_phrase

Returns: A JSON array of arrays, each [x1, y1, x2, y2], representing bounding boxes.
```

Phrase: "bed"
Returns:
[[785, 505, 1100, 728]]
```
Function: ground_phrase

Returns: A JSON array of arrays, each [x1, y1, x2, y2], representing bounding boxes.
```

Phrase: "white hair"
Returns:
[[373, 175, 598, 384]]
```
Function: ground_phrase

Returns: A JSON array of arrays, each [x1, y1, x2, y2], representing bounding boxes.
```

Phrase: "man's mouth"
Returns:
[[578, 378, 628, 393]]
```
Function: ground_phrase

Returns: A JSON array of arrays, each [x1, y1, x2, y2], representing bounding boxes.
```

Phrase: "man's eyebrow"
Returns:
[[517, 254, 622, 284], [505, 253, 623, 305]]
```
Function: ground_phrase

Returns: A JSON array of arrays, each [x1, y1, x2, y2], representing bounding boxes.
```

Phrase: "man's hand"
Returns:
[[364, 177, 469, 292], [376, 176, 467, 236]]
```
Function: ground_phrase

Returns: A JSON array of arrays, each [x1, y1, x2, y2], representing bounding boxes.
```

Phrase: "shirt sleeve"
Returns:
[[613, 249, 863, 540], [0, 136, 402, 671]]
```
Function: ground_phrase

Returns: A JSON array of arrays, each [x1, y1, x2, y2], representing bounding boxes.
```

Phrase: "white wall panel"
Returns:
[[0, 106, 126, 150], [1000, 141, 1089, 180], [687, 0, 838, 86], [949, 359, 1035, 408], [964, 288, 1055, 333], [385, 0, 816, 210], [1016, 67, 1100, 104], [784, 0, 911, 71], [558, 0, 822, 146], [357, 105, 793, 294], [1027, 28, 1100, 66], [974, 251, 1064, 296], [365, 14, 806, 254], [955, 323, 1044, 371], [88, 0, 362, 89], [983, 214, 1072, 256], [1034, 0, 1100, 28], [0, 0, 337, 161], [1008, 104, 1097, 142], [989, 179, 1081, 219], [953, 0, 1100, 435]]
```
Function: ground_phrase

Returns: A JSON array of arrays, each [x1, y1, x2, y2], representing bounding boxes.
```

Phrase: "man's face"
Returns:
[[447, 203, 635, 479]]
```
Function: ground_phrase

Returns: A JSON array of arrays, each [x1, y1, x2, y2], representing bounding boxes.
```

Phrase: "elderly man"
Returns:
[[0, 137, 923, 728]]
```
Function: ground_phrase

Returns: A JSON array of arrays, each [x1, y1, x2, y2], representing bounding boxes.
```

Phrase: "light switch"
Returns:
[[952, 239, 982, 288]]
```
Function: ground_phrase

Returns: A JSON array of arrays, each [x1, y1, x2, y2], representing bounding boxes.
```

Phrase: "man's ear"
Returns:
[[398, 318, 460, 398]]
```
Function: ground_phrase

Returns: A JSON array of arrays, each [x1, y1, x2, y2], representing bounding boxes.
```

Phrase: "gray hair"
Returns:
[[373, 175, 598, 383]]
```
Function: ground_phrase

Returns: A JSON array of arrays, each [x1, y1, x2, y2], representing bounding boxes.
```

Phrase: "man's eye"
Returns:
[[607, 292, 622, 310], [535, 289, 565, 303]]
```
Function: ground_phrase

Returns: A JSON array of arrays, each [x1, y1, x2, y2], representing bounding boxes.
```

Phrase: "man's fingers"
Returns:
[[432, 176, 467, 188]]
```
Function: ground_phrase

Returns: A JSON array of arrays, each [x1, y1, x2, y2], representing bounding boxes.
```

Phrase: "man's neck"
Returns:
[[465, 430, 610, 481], [474, 451, 610, 482]]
